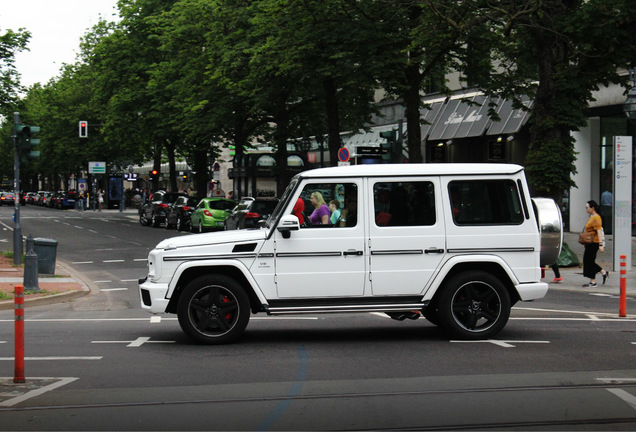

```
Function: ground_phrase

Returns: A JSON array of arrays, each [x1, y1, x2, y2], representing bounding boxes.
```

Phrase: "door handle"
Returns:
[[344, 250, 363, 256], [424, 248, 445, 254]]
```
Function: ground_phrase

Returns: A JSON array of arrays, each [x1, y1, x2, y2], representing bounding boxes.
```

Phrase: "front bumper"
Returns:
[[138, 277, 171, 313]]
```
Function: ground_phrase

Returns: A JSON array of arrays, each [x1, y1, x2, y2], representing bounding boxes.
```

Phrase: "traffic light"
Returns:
[[79, 121, 88, 138], [182, 172, 188, 181], [379, 130, 397, 163], [14, 124, 41, 162], [149, 169, 158, 180]]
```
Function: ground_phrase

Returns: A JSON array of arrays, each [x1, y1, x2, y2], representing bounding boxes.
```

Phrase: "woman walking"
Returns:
[[582, 200, 609, 287]]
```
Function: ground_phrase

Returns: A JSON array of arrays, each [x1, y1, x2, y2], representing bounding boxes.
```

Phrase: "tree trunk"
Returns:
[[323, 77, 343, 166]]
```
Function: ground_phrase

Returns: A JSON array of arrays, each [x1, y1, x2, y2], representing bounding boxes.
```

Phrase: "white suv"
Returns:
[[139, 163, 561, 344]]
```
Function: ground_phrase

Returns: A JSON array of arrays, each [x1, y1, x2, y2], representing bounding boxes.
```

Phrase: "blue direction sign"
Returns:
[[338, 147, 350, 162]]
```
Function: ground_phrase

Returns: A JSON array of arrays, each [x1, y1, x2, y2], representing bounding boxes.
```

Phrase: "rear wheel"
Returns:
[[177, 275, 250, 344], [176, 216, 183, 231], [438, 271, 510, 340], [140, 212, 150, 226]]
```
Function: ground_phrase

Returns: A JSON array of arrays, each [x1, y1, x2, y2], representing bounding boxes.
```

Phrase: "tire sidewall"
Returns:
[[438, 271, 510, 340], [177, 275, 250, 344]]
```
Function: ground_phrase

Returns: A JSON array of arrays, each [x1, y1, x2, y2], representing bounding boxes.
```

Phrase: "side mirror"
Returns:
[[277, 214, 300, 238]]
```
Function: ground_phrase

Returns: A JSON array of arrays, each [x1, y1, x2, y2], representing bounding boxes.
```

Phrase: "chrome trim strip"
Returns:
[[447, 247, 534, 253], [163, 253, 257, 262], [371, 250, 423, 255], [266, 303, 426, 314], [258, 253, 275, 258], [276, 251, 342, 258]]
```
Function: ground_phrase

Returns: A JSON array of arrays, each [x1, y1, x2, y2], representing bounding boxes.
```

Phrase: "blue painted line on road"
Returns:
[[256, 345, 308, 431]]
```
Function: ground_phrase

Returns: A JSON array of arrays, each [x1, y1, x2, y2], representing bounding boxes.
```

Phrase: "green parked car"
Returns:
[[190, 197, 236, 233]]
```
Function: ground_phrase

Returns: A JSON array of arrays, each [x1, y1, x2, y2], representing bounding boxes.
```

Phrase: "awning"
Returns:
[[420, 101, 445, 140], [428, 95, 493, 141], [486, 96, 533, 135], [425, 94, 533, 141], [343, 123, 407, 156]]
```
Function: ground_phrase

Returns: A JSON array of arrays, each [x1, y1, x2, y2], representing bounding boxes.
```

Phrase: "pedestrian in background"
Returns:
[[582, 200, 609, 287], [98, 189, 104, 212]]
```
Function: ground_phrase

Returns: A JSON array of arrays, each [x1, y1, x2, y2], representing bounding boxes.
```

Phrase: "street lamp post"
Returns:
[[624, 68, 636, 125]]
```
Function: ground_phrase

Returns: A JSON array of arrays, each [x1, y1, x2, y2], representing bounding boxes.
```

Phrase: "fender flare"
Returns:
[[422, 254, 520, 302]]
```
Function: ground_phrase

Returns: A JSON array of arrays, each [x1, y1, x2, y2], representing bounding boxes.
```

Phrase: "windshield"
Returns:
[[266, 177, 298, 228]]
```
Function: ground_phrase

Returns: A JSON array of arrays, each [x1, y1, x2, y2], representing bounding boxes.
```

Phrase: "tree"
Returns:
[[0, 27, 30, 112], [487, 0, 636, 200]]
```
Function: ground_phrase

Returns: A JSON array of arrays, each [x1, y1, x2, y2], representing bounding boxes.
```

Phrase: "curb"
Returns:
[[0, 260, 91, 311]]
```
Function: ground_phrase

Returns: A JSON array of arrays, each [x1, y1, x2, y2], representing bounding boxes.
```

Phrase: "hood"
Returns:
[[155, 229, 268, 251]]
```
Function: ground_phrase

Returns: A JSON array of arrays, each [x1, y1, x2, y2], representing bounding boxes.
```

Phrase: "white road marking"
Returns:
[[92, 337, 174, 347], [150, 316, 162, 323], [134, 258, 148, 262], [0, 357, 102, 361], [0, 377, 78, 407], [121, 279, 139, 282], [94, 280, 113, 283], [451, 340, 550, 348], [103, 259, 125, 263], [71, 261, 93, 264], [607, 388, 636, 411], [100, 288, 128, 292]]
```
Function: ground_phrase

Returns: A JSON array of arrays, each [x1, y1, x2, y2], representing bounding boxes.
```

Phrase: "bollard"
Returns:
[[619, 255, 627, 318], [14, 285, 25, 383], [24, 235, 39, 291]]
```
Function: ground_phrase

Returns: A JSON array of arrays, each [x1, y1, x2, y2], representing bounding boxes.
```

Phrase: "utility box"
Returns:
[[33, 238, 58, 275]]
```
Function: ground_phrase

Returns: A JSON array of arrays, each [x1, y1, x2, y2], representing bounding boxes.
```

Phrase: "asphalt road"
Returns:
[[0, 204, 635, 430]]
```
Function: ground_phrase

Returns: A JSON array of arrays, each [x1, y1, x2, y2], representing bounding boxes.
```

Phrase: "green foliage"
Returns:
[[2, 0, 634, 198]]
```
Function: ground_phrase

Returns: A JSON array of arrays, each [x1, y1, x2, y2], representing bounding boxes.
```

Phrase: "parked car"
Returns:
[[37, 191, 53, 207], [139, 190, 188, 227], [190, 197, 236, 233], [0, 192, 15, 206], [224, 197, 280, 230], [25, 192, 37, 204], [54, 190, 78, 209], [139, 163, 562, 344], [165, 195, 200, 231]]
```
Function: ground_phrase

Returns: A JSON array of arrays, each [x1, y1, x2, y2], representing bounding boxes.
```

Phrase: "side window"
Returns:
[[449, 180, 524, 225], [373, 181, 436, 227], [295, 183, 358, 228]]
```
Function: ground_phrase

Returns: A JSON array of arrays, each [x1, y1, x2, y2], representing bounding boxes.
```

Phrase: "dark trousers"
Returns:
[[583, 243, 602, 278]]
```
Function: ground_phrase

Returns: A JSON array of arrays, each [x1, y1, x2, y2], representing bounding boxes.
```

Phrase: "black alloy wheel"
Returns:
[[438, 271, 510, 340], [177, 275, 250, 344]]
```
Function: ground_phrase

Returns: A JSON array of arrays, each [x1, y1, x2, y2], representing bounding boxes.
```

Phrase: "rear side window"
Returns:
[[449, 180, 524, 225], [373, 181, 436, 226]]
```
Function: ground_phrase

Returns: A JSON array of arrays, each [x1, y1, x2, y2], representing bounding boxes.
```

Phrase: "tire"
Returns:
[[437, 271, 510, 340], [140, 212, 150, 226], [177, 275, 250, 344], [151, 213, 160, 227], [176, 216, 183, 231]]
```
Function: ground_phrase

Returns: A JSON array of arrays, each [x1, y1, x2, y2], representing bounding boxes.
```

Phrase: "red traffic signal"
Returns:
[[79, 121, 88, 138], [151, 169, 158, 176]]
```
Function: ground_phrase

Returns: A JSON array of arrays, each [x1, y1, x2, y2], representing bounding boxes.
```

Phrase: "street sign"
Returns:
[[89, 161, 106, 174], [338, 147, 350, 162]]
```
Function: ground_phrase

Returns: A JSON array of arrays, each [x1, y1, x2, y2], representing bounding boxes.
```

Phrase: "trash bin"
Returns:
[[33, 238, 58, 275]]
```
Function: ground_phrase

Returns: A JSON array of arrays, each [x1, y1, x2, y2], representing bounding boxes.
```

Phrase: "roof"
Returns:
[[298, 163, 524, 179]]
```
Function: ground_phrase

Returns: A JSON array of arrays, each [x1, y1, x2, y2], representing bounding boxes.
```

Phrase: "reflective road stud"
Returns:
[[14, 285, 25, 383], [620, 255, 627, 318]]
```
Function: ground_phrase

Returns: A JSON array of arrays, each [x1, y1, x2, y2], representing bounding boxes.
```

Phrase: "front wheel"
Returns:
[[437, 271, 510, 340], [177, 275, 250, 344]]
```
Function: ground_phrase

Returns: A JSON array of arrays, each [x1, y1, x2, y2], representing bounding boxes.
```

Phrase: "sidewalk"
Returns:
[[548, 232, 636, 295], [0, 255, 89, 311]]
